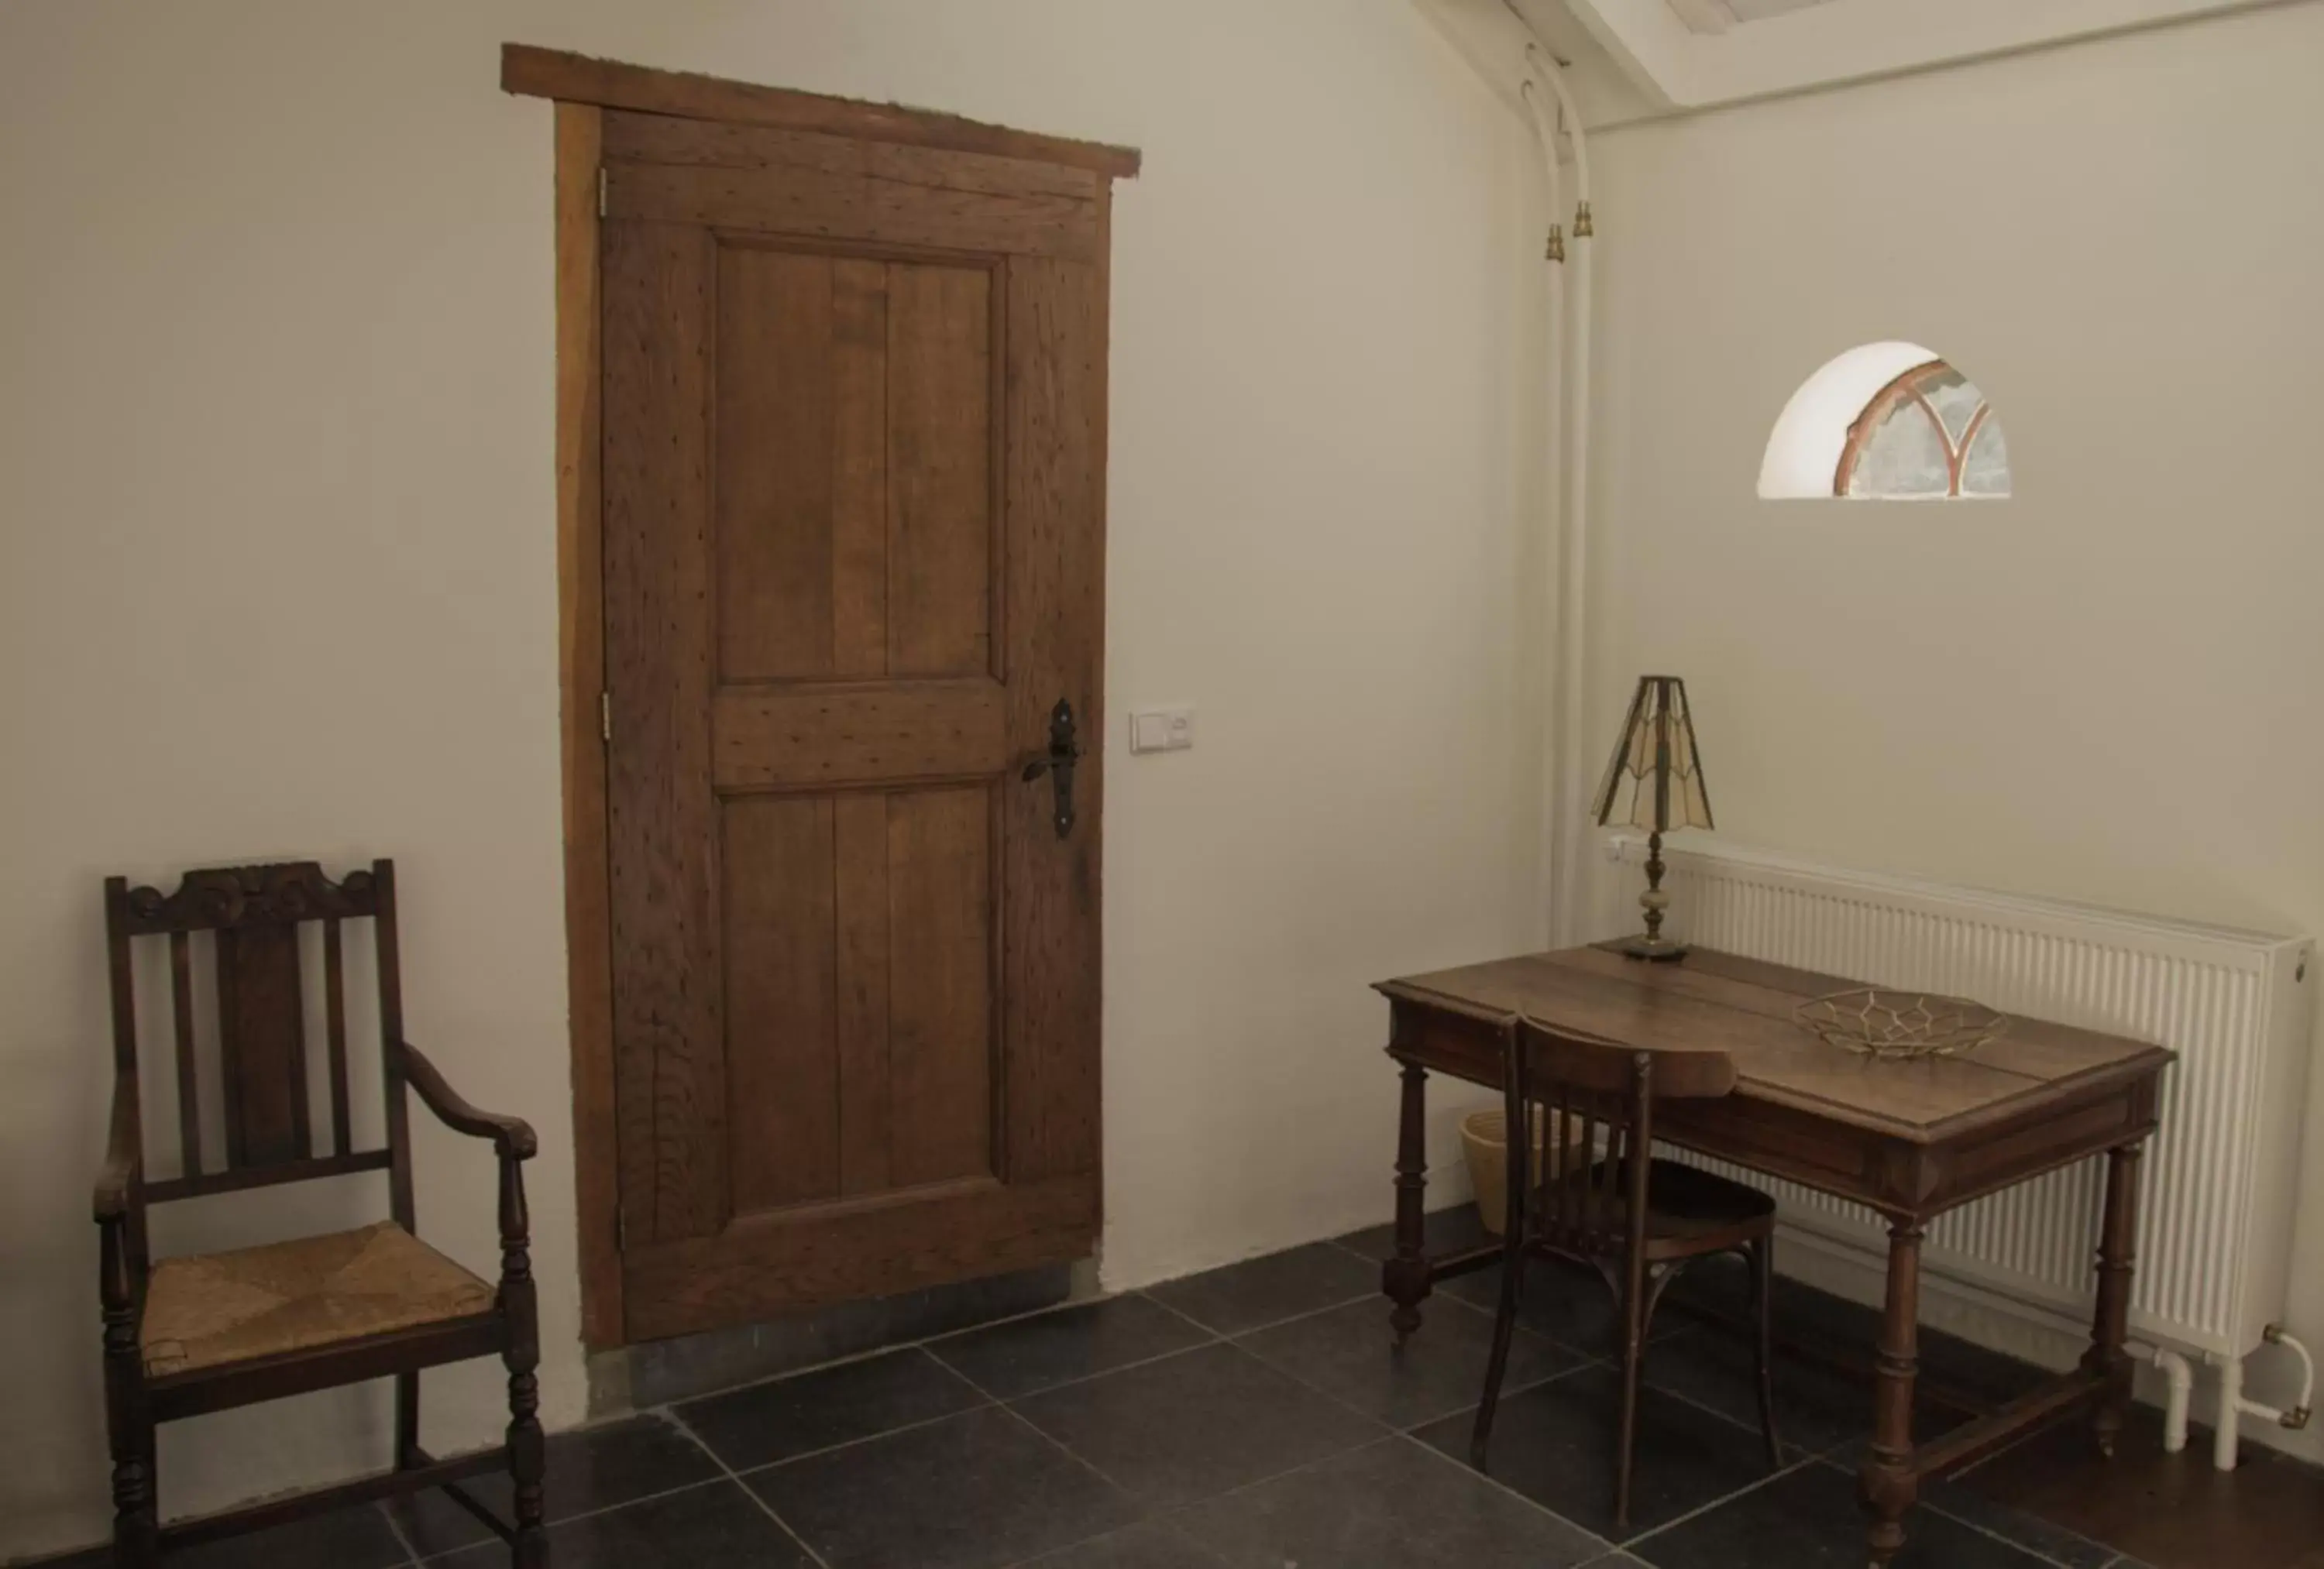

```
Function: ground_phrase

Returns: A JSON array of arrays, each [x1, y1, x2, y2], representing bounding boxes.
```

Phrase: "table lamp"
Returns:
[[1592, 675, 1713, 961]]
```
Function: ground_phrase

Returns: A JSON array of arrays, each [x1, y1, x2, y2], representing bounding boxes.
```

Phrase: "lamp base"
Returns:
[[1615, 932, 1690, 963]]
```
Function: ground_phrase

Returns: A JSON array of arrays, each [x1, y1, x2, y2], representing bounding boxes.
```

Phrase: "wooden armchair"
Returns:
[[92, 859, 545, 1567]]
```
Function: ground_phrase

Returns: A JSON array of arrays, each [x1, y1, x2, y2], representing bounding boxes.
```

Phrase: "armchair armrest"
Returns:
[[93, 1073, 139, 1221], [401, 1042, 538, 1160]]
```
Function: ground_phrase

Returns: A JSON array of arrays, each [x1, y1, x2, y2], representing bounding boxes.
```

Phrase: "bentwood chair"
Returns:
[[1470, 1017, 1782, 1530], [91, 860, 545, 1566]]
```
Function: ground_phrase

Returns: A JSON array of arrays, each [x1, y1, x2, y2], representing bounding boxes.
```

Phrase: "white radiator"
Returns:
[[1603, 837, 2315, 1459]]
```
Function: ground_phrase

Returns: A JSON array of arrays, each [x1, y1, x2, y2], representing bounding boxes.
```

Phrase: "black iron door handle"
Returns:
[[1019, 699, 1082, 839]]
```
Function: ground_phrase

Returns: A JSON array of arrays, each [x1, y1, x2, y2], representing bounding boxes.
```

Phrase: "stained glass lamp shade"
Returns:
[[1591, 675, 1713, 961]]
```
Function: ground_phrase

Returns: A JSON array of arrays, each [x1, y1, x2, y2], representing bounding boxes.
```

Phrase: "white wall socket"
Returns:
[[1129, 706, 1195, 754]]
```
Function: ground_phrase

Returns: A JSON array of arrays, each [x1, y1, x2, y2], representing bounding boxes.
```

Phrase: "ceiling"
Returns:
[[1506, 0, 2292, 112], [1666, 0, 1841, 33]]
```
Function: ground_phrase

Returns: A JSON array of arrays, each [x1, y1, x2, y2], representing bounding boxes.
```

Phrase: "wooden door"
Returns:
[[598, 109, 1108, 1342]]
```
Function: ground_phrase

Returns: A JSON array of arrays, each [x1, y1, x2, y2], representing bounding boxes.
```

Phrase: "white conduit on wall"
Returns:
[[1519, 43, 1595, 945], [1518, 72, 1566, 940]]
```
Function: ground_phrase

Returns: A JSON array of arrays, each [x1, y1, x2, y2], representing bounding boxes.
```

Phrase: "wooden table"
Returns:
[[1375, 944, 2174, 1568]]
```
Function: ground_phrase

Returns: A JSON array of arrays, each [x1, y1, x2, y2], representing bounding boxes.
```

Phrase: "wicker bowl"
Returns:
[[1793, 988, 2009, 1062]]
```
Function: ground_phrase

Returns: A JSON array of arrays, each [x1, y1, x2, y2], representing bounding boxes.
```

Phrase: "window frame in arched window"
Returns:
[[1833, 359, 2004, 499]]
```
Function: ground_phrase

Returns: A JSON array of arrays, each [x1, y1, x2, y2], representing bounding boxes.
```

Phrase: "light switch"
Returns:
[[1129, 706, 1194, 754]]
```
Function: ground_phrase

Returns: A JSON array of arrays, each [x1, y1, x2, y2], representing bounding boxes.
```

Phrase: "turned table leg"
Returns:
[[1385, 1059, 1432, 1345], [1861, 1221, 1924, 1569], [2083, 1142, 2144, 1460]]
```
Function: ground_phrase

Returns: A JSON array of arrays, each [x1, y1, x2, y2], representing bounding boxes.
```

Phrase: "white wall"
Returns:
[[1580, 0, 2324, 1457], [0, 2, 1539, 1555]]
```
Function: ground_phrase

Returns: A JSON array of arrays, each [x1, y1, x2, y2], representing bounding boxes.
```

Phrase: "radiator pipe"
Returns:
[[2264, 1324, 2317, 1430], [2239, 1325, 2316, 1434], [2205, 1327, 2313, 1471], [1520, 40, 1597, 946], [2137, 1344, 2194, 1454], [1517, 72, 1567, 945]]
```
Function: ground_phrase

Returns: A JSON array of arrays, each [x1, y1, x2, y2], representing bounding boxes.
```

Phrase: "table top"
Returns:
[[1376, 944, 2173, 1145]]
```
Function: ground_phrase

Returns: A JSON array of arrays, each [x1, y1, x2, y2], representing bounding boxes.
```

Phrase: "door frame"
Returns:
[[504, 43, 1136, 1348]]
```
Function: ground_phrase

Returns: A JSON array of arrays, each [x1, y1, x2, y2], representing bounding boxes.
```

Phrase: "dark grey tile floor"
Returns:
[[58, 1210, 2157, 1569]]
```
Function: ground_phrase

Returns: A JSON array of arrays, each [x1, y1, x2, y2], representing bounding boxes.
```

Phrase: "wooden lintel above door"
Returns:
[[524, 44, 1136, 1348], [502, 43, 1141, 178]]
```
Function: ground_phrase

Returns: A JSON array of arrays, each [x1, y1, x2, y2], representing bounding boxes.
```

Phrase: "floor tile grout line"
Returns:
[[373, 1497, 424, 1567], [1364, 1358, 1604, 1439], [977, 1351, 1428, 1564], [643, 1335, 956, 1418], [717, 1397, 1001, 1475], [404, 1472, 737, 1563], [987, 1398, 1160, 1526], [1615, 1447, 1827, 1553], [645, 1293, 1090, 1418], [1165, 1287, 1387, 1341], [1383, 1429, 1625, 1558], [660, 1406, 837, 1569], [1236, 1329, 1622, 1546], [941, 1327, 1226, 1404], [1133, 1286, 1236, 1337], [940, 1351, 1168, 1532], [1914, 1491, 2116, 1569], [1181, 1335, 1405, 1434], [644, 1286, 1208, 1423], [1631, 1359, 1826, 1454]]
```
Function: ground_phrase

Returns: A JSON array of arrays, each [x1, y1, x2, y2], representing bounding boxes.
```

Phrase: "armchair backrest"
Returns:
[[104, 859, 414, 1236]]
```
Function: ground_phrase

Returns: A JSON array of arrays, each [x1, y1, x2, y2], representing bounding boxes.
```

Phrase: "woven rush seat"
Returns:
[[142, 1221, 495, 1378]]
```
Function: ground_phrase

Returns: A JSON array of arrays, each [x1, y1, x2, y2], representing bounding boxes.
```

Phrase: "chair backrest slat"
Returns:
[[105, 860, 395, 1205], [217, 923, 310, 1167], [323, 917, 352, 1158], [1513, 1017, 1736, 1255], [169, 930, 203, 1176]]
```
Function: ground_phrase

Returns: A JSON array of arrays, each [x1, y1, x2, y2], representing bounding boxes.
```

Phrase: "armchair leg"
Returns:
[[506, 1354, 546, 1567], [109, 1423, 157, 1569], [395, 1371, 421, 1469], [101, 1224, 157, 1568], [498, 1155, 548, 1567]]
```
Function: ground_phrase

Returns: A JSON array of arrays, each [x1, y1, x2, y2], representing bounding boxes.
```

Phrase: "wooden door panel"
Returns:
[[603, 220, 726, 1249], [885, 263, 996, 678], [715, 248, 896, 682], [721, 784, 998, 1217], [885, 784, 999, 1188], [723, 795, 838, 1214], [606, 147, 1105, 1337], [713, 247, 995, 685], [833, 794, 893, 1196], [715, 245, 843, 682], [828, 259, 892, 678]]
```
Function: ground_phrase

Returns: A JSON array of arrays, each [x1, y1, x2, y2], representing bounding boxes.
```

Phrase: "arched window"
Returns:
[[1758, 342, 2014, 501], [1837, 360, 2010, 499]]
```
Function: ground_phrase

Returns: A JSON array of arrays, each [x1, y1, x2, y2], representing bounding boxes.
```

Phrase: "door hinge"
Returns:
[[600, 691, 612, 743], [596, 166, 607, 218]]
